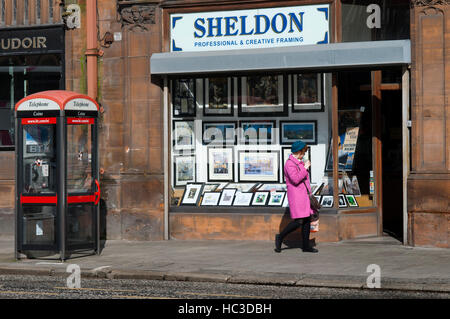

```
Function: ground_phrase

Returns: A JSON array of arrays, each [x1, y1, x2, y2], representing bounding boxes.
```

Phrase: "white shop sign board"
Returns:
[[170, 4, 330, 52]]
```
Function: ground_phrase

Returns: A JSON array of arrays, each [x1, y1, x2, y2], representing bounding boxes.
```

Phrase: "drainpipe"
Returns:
[[86, 0, 98, 100]]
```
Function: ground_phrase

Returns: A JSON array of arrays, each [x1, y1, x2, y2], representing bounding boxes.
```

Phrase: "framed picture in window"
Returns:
[[338, 194, 348, 208], [172, 78, 196, 117], [280, 121, 317, 145], [292, 73, 324, 112], [181, 183, 204, 206], [207, 147, 234, 182], [201, 192, 221, 206], [173, 154, 196, 187], [218, 188, 237, 206], [345, 194, 359, 207], [202, 121, 237, 146], [238, 75, 287, 116], [251, 191, 270, 206], [268, 191, 286, 206], [239, 120, 276, 144], [173, 120, 195, 151], [204, 77, 233, 116], [238, 150, 280, 182], [232, 192, 254, 206], [320, 195, 333, 208]]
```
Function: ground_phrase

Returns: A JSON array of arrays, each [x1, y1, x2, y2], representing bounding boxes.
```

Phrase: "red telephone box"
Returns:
[[15, 90, 100, 260]]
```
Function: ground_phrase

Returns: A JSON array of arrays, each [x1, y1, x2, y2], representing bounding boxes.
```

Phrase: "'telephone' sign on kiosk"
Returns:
[[170, 4, 330, 52]]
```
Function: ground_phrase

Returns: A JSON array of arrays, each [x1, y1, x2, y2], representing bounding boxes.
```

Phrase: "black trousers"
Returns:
[[278, 216, 311, 249]]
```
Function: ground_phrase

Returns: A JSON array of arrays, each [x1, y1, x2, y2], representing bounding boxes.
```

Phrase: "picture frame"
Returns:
[[239, 120, 276, 145], [238, 75, 287, 116], [238, 150, 280, 182], [280, 121, 317, 145], [343, 175, 362, 196], [282, 195, 289, 207], [338, 194, 348, 208], [232, 192, 254, 207], [201, 192, 221, 206], [281, 146, 311, 182], [202, 183, 220, 194], [218, 188, 237, 206], [251, 191, 270, 206], [224, 183, 258, 192], [345, 194, 359, 207], [292, 73, 324, 112], [268, 191, 286, 206], [181, 183, 204, 206], [173, 120, 195, 151], [202, 121, 237, 145], [173, 155, 196, 187], [204, 77, 233, 116], [207, 147, 234, 182], [320, 195, 333, 208], [172, 78, 196, 117]]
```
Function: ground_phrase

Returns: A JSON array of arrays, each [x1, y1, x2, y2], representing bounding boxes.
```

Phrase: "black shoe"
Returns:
[[302, 247, 318, 253], [274, 234, 282, 253]]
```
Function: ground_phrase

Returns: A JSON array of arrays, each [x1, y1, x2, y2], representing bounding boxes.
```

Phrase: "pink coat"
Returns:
[[284, 154, 313, 219]]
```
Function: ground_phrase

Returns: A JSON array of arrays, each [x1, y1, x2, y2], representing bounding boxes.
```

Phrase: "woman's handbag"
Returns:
[[304, 180, 321, 222]]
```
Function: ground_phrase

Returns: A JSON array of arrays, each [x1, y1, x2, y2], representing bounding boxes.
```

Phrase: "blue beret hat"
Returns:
[[291, 140, 307, 153]]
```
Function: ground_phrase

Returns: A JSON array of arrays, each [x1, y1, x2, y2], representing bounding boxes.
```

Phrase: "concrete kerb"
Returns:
[[0, 266, 449, 293]]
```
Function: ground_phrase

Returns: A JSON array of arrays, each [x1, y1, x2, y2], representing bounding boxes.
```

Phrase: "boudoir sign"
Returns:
[[170, 4, 329, 52]]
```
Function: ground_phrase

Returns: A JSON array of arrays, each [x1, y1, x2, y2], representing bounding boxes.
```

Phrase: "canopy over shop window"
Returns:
[[150, 40, 411, 76]]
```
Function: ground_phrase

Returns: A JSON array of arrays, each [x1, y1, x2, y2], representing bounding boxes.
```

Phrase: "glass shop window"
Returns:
[[341, 0, 410, 42], [169, 72, 335, 209], [318, 71, 374, 208], [0, 54, 62, 149]]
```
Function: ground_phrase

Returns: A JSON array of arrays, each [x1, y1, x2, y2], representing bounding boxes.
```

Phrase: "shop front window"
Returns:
[[170, 73, 335, 209], [0, 54, 62, 149]]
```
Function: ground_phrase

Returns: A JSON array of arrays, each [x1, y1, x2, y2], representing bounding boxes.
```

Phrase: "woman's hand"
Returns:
[[304, 160, 311, 170]]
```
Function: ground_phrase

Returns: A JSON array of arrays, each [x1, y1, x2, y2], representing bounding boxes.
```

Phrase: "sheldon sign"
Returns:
[[170, 4, 329, 52]]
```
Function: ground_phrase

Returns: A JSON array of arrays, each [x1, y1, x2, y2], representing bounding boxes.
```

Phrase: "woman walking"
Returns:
[[275, 140, 318, 253]]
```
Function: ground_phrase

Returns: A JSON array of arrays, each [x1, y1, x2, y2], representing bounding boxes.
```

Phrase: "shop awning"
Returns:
[[150, 40, 410, 76]]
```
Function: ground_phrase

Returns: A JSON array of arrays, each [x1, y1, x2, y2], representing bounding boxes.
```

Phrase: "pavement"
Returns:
[[0, 235, 449, 293]]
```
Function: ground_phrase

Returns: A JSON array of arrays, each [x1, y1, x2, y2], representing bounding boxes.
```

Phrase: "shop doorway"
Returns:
[[381, 89, 403, 240]]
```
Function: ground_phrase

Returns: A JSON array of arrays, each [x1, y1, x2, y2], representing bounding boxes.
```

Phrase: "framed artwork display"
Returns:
[[232, 192, 254, 207], [202, 121, 237, 145], [280, 121, 317, 145], [172, 78, 196, 117], [173, 155, 196, 187], [292, 73, 324, 112], [281, 146, 311, 182], [224, 183, 258, 192], [239, 120, 276, 144], [207, 147, 234, 182], [218, 188, 237, 206], [268, 191, 286, 206], [238, 150, 280, 182], [204, 77, 233, 116], [201, 192, 221, 206], [345, 194, 358, 207], [173, 120, 195, 151], [181, 183, 204, 205], [202, 183, 220, 194], [251, 191, 270, 206], [338, 194, 348, 208], [320, 195, 333, 208], [238, 75, 287, 116], [343, 175, 362, 196]]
